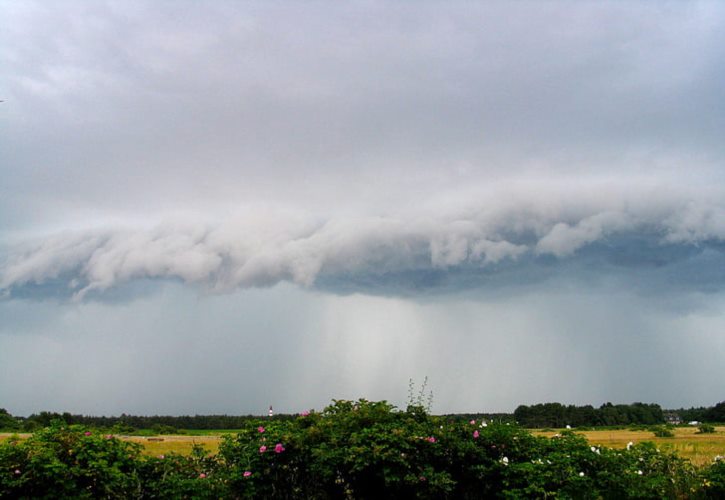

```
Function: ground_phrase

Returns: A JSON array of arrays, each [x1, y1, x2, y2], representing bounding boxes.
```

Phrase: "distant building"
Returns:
[[268, 405, 274, 418], [664, 412, 681, 425]]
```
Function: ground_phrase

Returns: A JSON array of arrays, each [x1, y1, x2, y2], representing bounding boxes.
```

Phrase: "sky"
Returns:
[[1, 1, 725, 416]]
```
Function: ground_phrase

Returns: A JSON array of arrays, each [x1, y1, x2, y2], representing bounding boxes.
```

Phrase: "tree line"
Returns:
[[671, 402, 725, 424], [513, 401, 725, 428], [0, 408, 296, 432], [513, 402, 665, 428], [2, 400, 724, 432]]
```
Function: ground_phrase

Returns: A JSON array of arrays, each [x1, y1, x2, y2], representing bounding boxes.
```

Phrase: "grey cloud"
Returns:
[[3, 283, 724, 415], [2, 1, 725, 416], [1, 2, 724, 229], [2, 185, 724, 300], [535, 211, 633, 257]]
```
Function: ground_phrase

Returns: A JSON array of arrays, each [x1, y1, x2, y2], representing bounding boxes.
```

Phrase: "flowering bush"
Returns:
[[0, 422, 142, 498], [0, 403, 720, 498], [136, 443, 228, 499]]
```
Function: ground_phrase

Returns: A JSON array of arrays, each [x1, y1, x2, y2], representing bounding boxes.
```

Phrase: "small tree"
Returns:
[[651, 425, 675, 438], [697, 423, 716, 434], [0, 409, 20, 431]]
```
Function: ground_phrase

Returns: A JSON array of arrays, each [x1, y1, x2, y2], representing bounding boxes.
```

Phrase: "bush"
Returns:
[[650, 425, 675, 438], [698, 424, 716, 434], [702, 457, 725, 498], [0, 409, 20, 432], [150, 424, 179, 435], [0, 401, 719, 498], [218, 400, 701, 499], [137, 444, 229, 499], [0, 422, 142, 498]]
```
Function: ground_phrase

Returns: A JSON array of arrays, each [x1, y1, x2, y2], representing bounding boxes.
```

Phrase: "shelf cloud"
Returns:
[[3, 183, 724, 301]]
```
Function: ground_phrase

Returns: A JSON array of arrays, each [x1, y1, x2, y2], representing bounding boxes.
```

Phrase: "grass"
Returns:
[[125, 434, 223, 456], [533, 426, 725, 466], [0, 432, 224, 457], [176, 429, 243, 436]]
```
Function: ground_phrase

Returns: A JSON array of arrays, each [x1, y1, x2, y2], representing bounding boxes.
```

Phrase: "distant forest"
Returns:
[[1, 401, 724, 432], [512, 402, 725, 428]]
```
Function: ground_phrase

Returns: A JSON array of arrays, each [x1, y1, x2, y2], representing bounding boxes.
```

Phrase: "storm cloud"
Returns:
[[3, 182, 725, 300], [1, 1, 724, 415]]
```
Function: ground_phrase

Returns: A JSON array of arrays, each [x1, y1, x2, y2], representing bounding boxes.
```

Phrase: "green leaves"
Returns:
[[0, 402, 719, 498]]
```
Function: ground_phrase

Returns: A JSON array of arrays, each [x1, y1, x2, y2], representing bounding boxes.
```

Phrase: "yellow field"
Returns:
[[533, 426, 725, 466], [0, 433, 222, 457], [3, 426, 724, 466], [125, 435, 223, 456]]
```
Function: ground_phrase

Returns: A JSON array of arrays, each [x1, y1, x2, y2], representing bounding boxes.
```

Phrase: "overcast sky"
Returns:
[[1, 1, 725, 416]]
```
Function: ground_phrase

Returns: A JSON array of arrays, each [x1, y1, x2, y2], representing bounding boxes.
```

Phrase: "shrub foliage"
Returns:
[[2, 401, 723, 498]]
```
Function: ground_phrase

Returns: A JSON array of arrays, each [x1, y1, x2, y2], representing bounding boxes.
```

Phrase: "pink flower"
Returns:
[[470, 420, 476, 425], [275, 443, 285, 453], [199, 473, 207, 479], [427, 436, 436, 443], [473, 430, 480, 439], [84, 431, 92, 436], [14, 469, 21, 475], [158, 455, 165, 459], [259, 445, 267, 453], [105, 435, 113, 439], [257, 426, 265, 433], [243, 471, 252, 477], [419, 476, 426, 482], [301, 410, 310, 417]]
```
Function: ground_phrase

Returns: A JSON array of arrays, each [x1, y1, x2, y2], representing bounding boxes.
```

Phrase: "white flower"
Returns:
[[501, 457, 509, 465], [591, 446, 600, 454], [579, 472, 585, 477], [566, 425, 571, 429], [626, 442, 634, 450], [637, 470, 643, 475]]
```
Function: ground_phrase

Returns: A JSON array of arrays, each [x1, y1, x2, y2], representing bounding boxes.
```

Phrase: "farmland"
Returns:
[[534, 426, 725, 466]]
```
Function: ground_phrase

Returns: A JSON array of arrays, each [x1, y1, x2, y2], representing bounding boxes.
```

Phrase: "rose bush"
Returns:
[[1, 402, 720, 498]]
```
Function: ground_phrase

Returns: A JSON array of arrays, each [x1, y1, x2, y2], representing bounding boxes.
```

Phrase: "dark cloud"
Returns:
[[2, 283, 724, 416], [1, 1, 725, 414]]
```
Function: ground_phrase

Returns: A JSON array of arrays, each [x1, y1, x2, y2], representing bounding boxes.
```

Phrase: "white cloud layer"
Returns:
[[2, 182, 725, 299]]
